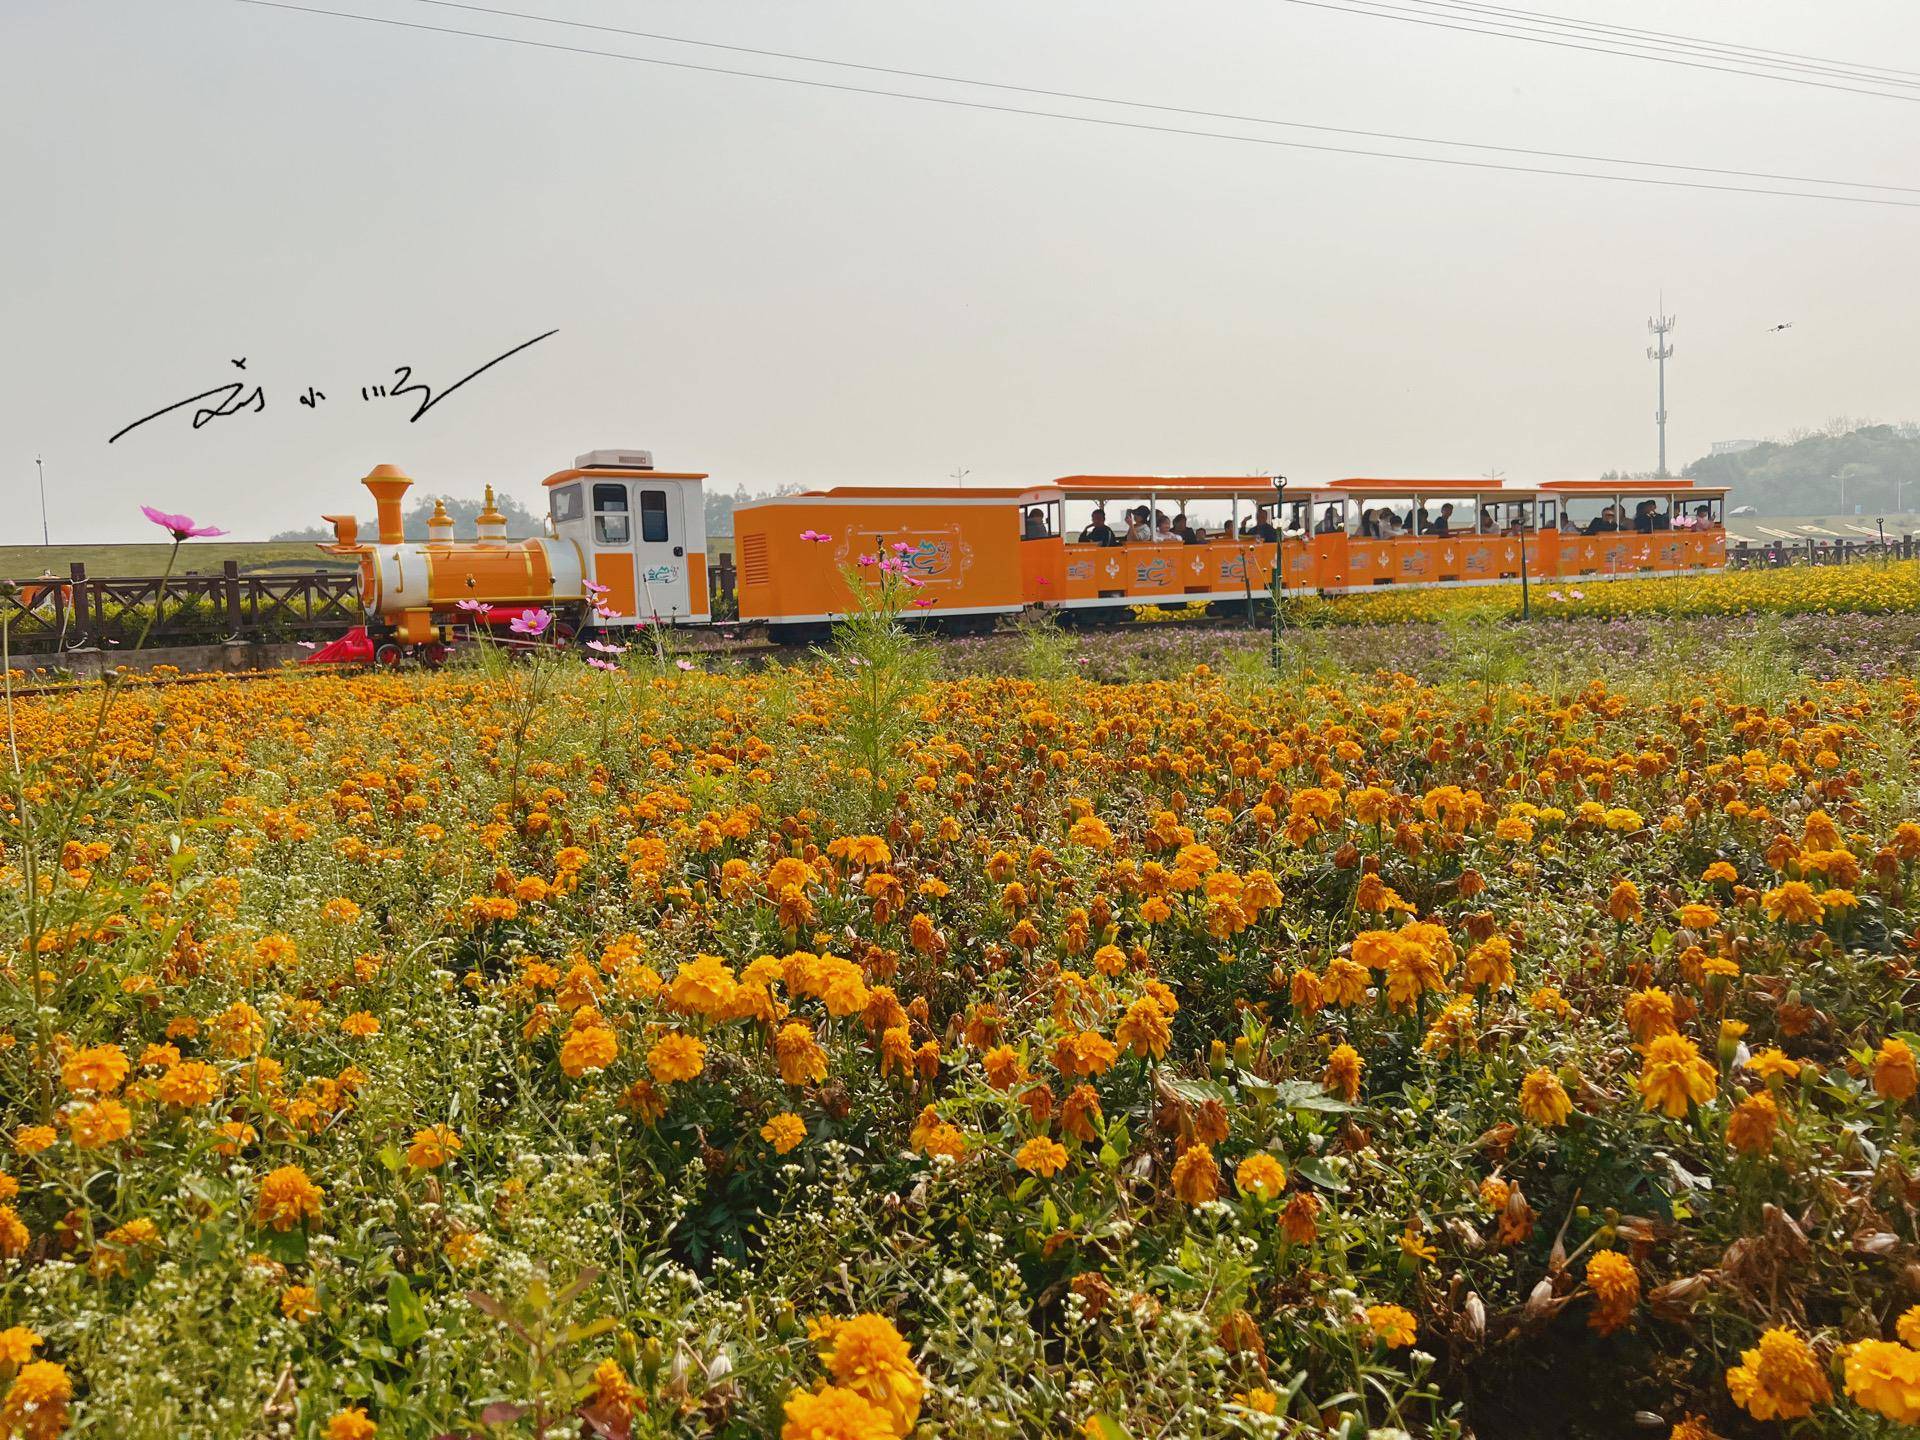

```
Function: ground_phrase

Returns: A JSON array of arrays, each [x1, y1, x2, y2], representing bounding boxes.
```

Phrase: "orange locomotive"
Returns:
[[319, 453, 1729, 655]]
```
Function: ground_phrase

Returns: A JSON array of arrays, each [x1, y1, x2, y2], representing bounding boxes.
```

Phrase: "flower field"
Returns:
[[4, 607, 1920, 1439]]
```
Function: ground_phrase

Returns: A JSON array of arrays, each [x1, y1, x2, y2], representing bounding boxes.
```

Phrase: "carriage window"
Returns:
[[550, 484, 584, 525], [593, 483, 630, 546], [639, 489, 670, 543]]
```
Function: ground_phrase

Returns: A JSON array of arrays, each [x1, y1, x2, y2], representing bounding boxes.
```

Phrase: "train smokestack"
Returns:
[[362, 464, 413, 545]]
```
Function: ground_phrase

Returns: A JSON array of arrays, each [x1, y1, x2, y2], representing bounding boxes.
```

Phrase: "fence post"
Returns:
[[223, 561, 245, 639], [68, 562, 89, 649]]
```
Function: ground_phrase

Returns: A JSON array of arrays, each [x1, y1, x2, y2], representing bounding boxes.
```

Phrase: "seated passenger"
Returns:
[[1431, 503, 1455, 537], [1379, 510, 1405, 538], [1479, 506, 1498, 533], [1170, 514, 1194, 544], [1125, 507, 1153, 542], [1585, 505, 1621, 535], [1023, 506, 1049, 540], [1358, 507, 1380, 538], [1078, 507, 1117, 546], [1632, 500, 1657, 534], [1251, 507, 1278, 543], [1152, 512, 1179, 544], [1315, 504, 1342, 535]]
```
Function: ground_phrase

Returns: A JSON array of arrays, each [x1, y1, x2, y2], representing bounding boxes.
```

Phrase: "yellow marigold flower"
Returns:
[[1607, 878, 1643, 922], [1726, 1327, 1831, 1421], [281, 1284, 320, 1322], [1746, 1048, 1801, 1084], [1638, 1033, 1716, 1118], [1726, 1092, 1780, 1155], [1898, 1304, 1920, 1350], [590, 1358, 639, 1429], [558, 1024, 619, 1079], [1365, 1304, 1417, 1348], [815, 1313, 923, 1435], [1518, 1068, 1571, 1127], [325, 1406, 377, 1440], [1478, 1176, 1510, 1212], [1761, 880, 1824, 926], [67, 1098, 132, 1150], [154, 1060, 222, 1108], [761, 1113, 806, 1154], [646, 1032, 706, 1085], [1843, 1339, 1920, 1425], [1702, 861, 1737, 885], [1234, 1152, 1287, 1202], [0, 1327, 40, 1365], [339, 1012, 380, 1038], [60, 1043, 129, 1096], [775, 1022, 829, 1087], [780, 1384, 896, 1440], [0, 1361, 72, 1440], [1322, 1044, 1363, 1102], [1113, 998, 1170, 1060], [1676, 903, 1720, 930], [1584, 1250, 1639, 1334], [255, 1164, 323, 1231], [405, 1124, 462, 1169], [1873, 1038, 1918, 1102], [1015, 1135, 1068, 1178], [1399, 1225, 1437, 1264], [1233, 1387, 1280, 1413], [0, 1206, 27, 1260], [1068, 815, 1114, 851], [1624, 987, 1678, 1043], [1171, 1142, 1221, 1206]]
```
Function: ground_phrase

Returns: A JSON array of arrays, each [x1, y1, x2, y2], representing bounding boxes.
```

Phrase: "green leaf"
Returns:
[[259, 1225, 310, 1264], [1293, 1156, 1350, 1193], [1084, 1416, 1130, 1440], [387, 1274, 428, 1348], [1040, 1198, 1060, 1231], [1269, 1079, 1357, 1114], [1161, 1076, 1231, 1108]]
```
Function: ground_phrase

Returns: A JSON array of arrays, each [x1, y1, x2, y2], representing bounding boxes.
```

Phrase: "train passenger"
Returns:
[[1023, 507, 1050, 539], [1379, 510, 1406, 538], [1479, 506, 1498, 533], [1251, 507, 1278, 543], [1077, 508, 1118, 546], [1315, 504, 1343, 535], [1126, 507, 1153, 542], [1358, 508, 1379, 539], [1585, 505, 1621, 535], [1152, 512, 1179, 544], [1426, 503, 1455, 537]]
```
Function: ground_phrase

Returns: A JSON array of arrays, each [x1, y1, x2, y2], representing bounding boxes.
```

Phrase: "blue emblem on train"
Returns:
[[899, 540, 953, 579], [1134, 558, 1170, 585]]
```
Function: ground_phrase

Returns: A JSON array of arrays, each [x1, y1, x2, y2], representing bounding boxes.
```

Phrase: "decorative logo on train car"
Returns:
[[1660, 541, 1685, 565], [1220, 554, 1247, 581], [1133, 556, 1171, 586], [1066, 558, 1095, 581], [1463, 547, 1490, 574], [831, 528, 974, 587], [642, 565, 680, 585], [1399, 549, 1430, 577]]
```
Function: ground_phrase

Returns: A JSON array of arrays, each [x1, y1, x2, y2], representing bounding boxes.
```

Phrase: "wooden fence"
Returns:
[[1729, 534, 1918, 569], [3, 555, 740, 653]]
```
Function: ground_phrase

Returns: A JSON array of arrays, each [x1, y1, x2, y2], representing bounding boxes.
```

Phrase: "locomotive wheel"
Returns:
[[419, 642, 450, 669], [373, 642, 404, 667]]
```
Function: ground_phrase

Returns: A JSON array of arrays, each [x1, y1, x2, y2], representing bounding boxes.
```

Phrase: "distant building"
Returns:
[[1710, 438, 1760, 456]]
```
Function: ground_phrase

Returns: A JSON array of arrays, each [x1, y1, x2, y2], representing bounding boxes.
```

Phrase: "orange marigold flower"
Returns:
[[1726, 1091, 1780, 1155], [1761, 880, 1824, 926], [255, 1164, 323, 1232], [1365, 1304, 1417, 1348], [1234, 1152, 1287, 1202], [281, 1284, 320, 1322], [405, 1124, 462, 1169], [1518, 1068, 1572, 1127], [1638, 1033, 1716, 1118], [1015, 1135, 1068, 1177], [1873, 1038, 1918, 1102], [646, 1032, 706, 1085], [339, 1012, 380, 1038], [775, 1022, 830, 1088], [1113, 998, 1170, 1060], [1584, 1250, 1639, 1334], [154, 1060, 222, 1108], [1322, 1044, 1363, 1103], [814, 1313, 923, 1435], [1170, 1142, 1221, 1206], [780, 1385, 895, 1440], [67, 1098, 132, 1150], [0, 1361, 72, 1440], [325, 1406, 377, 1440], [60, 1043, 129, 1096], [558, 1024, 619, 1079], [1726, 1327, 1830, 1421], [761, 1113, 806, 1154], [1607, 879, 1643, 923], [1843, 1339, 1920, 1425]]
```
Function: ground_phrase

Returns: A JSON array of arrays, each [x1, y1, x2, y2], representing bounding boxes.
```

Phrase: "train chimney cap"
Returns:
[[364, 463, 411, 481], [577, 448, 654, 471]]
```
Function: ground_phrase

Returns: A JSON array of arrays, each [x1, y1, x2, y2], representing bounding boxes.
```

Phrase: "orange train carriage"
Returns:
[[317, 453, 1728, 656]]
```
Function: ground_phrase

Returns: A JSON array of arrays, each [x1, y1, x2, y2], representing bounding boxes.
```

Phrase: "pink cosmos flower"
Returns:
[[584, 639, 626, 654], [890, 541, 914, 555], [585, 657, 619, 671], [456, 598, 494, 617], [911, 597, 936, 609], [582, 579, 610, 597], [675, 658, 696, 671], [801, 530, 832, 543], [141, 506, 226, 540], [857, 553, 878, 568], [509, 608, 553, 638], [1569, 589, 1585, 600]]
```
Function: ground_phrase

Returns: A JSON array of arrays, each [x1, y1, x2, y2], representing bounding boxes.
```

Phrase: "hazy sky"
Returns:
[[4, 0, 1916, 543]]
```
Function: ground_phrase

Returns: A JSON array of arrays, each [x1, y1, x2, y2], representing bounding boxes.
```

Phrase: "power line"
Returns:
[[1392, 0, 1920, 84], [388, 0, 1920, 196], [231, 0, 1920, 208], [1273, 0, 1920, 103]]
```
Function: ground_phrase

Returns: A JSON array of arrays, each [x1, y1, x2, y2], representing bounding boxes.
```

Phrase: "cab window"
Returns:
[[639, 490, 670, 544], [593, 483, 630, 546], [550, 483, 584, 525]]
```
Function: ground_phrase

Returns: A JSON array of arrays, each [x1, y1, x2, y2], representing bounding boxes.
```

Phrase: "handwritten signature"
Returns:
[[107, 329, 558, 444]]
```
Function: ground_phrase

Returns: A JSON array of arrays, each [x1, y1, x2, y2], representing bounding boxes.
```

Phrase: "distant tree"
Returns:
[[705, 483, 803, 538], [1682, 421, 1920, 517], [273, 491, 543, 542]]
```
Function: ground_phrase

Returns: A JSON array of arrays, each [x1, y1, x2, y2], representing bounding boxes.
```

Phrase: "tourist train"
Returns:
[[319, 451, 1729, 660]]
